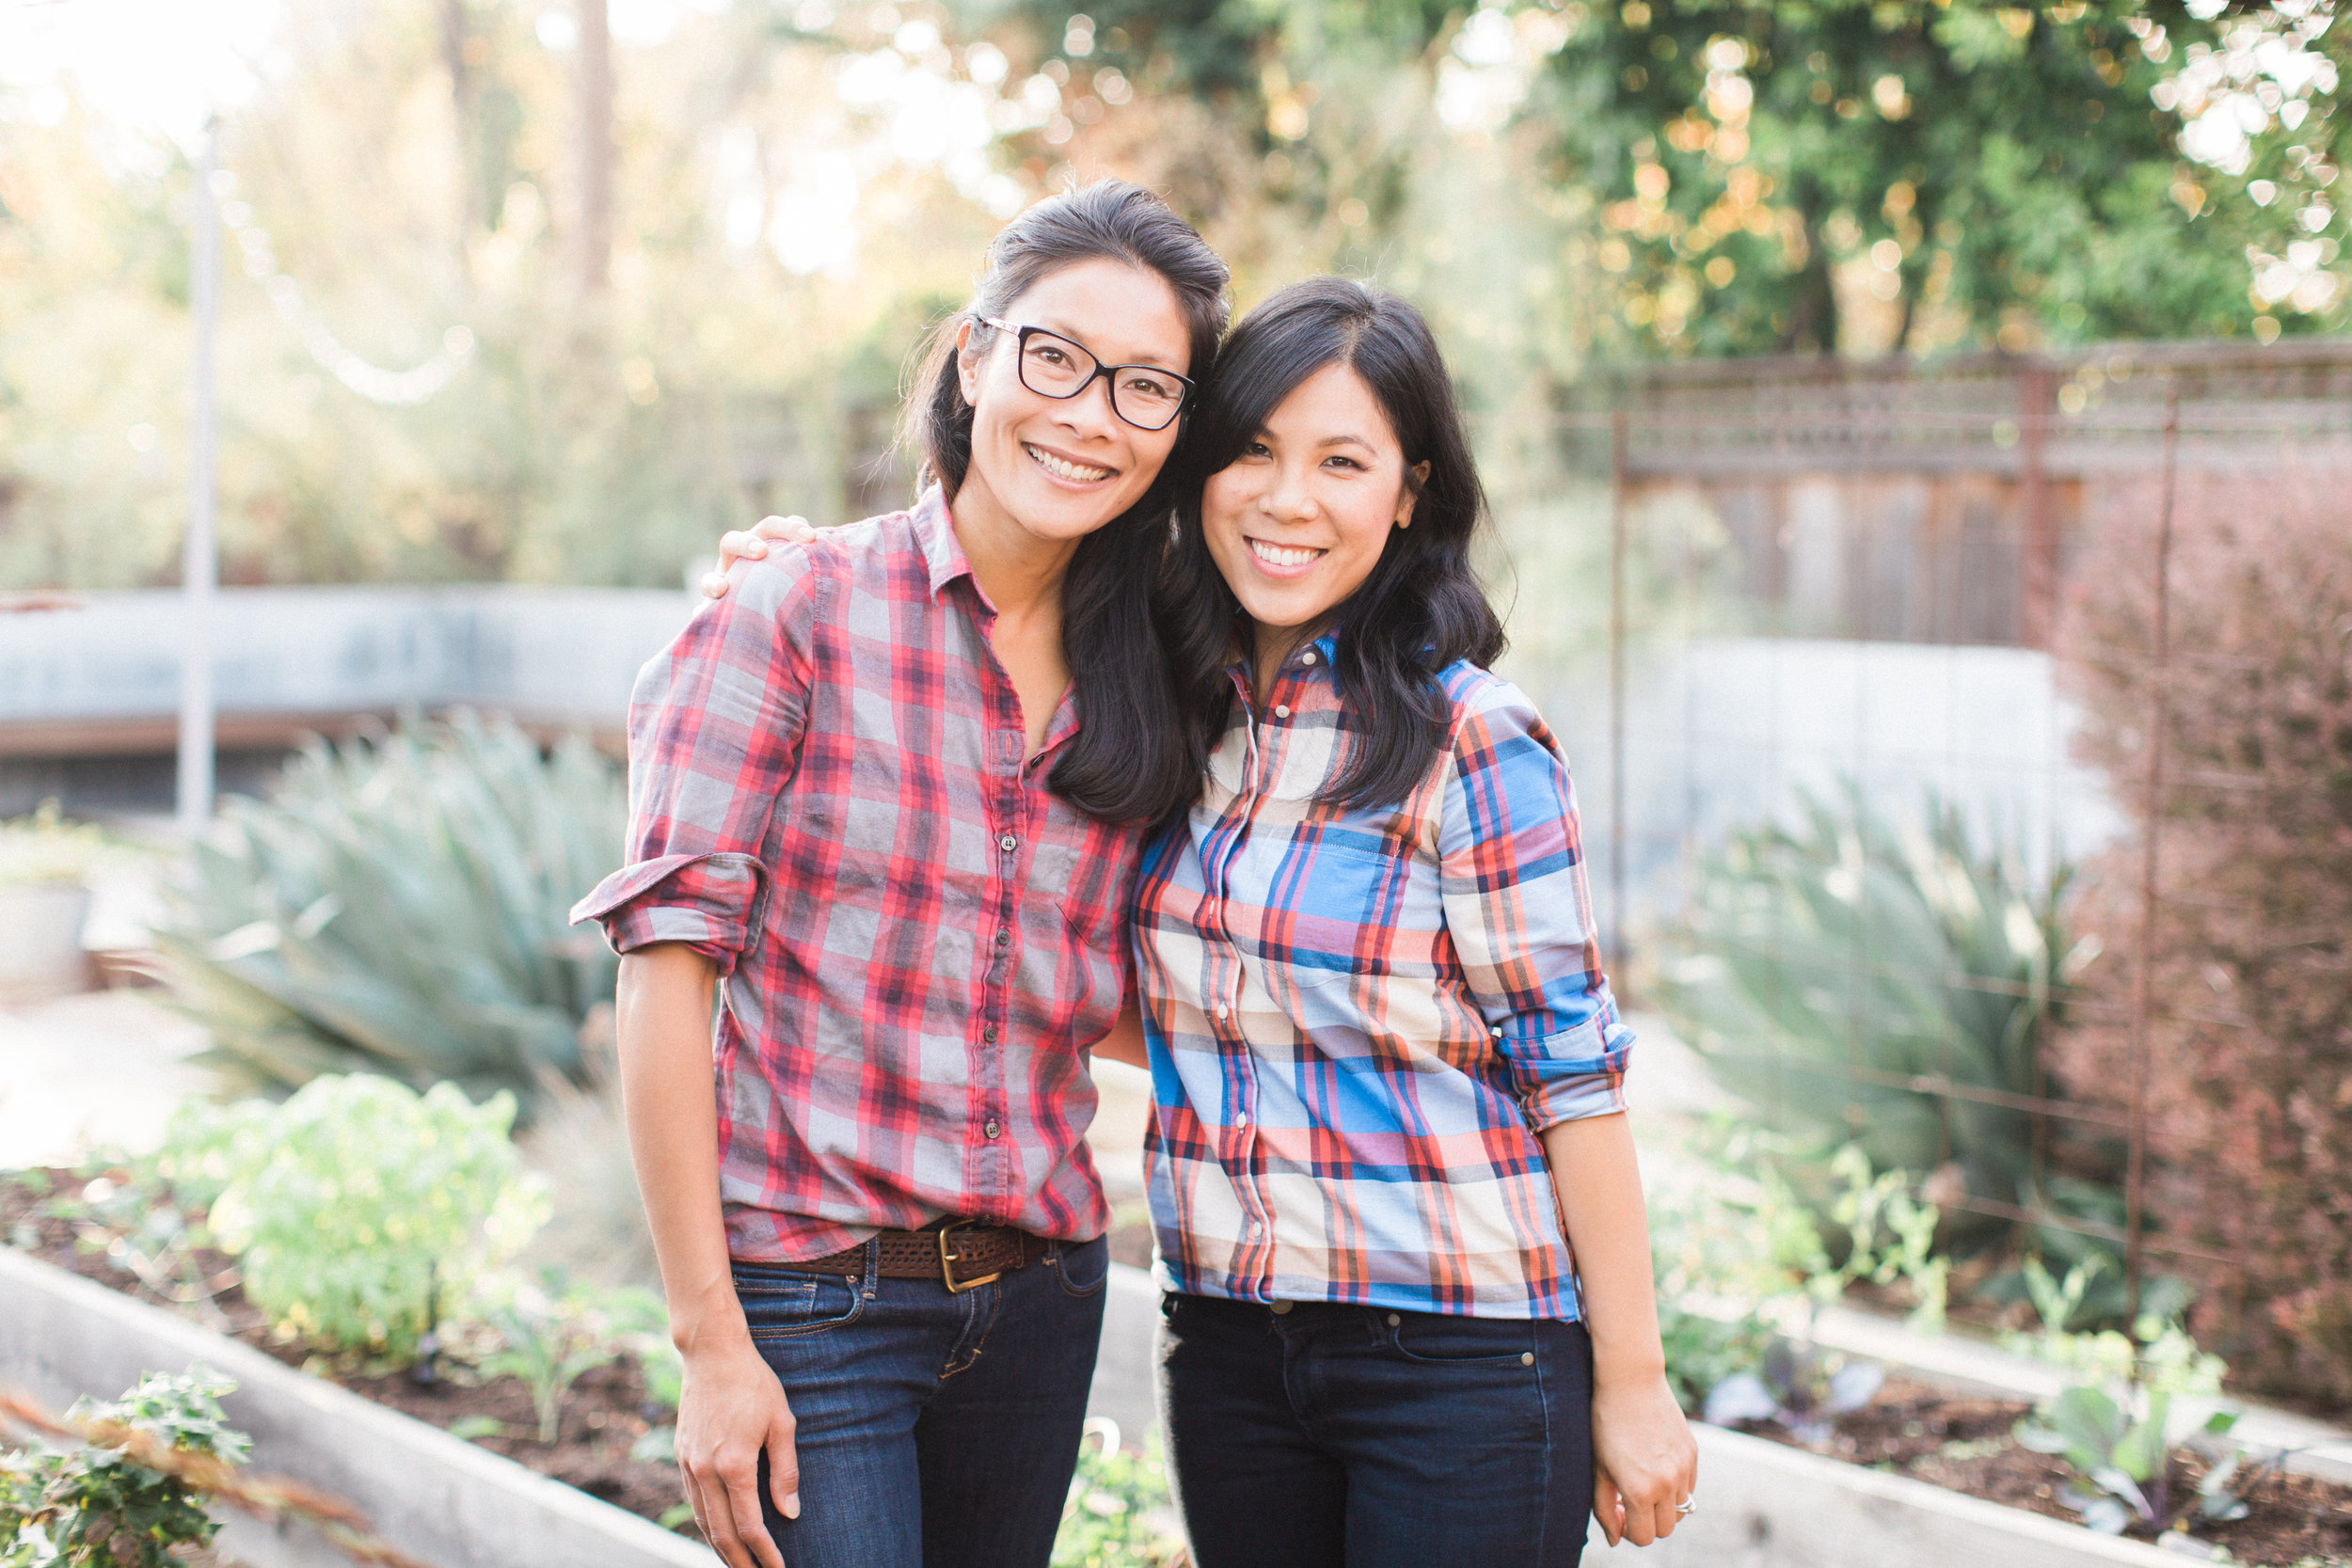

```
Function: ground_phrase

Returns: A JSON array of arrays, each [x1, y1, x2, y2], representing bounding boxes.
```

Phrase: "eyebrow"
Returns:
[[1255, 427, 1380, 452], [1028, 317, 1186, 372]]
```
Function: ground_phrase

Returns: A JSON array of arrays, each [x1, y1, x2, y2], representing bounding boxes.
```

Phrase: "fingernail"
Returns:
[[784, 1493, 801, 1520]]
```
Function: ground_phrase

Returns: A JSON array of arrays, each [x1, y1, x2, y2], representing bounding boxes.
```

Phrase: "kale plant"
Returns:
[[0, 1369, 248, 1568]]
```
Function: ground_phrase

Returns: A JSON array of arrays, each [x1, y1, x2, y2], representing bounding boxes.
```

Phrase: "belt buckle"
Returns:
[[937, 1219, 1003, 1293]]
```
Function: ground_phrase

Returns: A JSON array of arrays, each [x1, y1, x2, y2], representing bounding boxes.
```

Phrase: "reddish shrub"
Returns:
[[2056, 460, 2352, 1409]]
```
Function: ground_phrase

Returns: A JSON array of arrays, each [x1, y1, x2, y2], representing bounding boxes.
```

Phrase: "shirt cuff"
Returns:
[[1507, 1015, 1634, 1133], [569, 851, 766, 974]]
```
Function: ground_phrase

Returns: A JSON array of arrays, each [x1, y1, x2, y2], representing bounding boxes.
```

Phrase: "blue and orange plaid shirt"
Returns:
[[1133, 634, 1632, 1320], [571, 488, 1138, 1263]]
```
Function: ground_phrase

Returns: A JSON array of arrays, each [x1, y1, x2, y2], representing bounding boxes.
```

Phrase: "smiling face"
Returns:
[[949, 256, 1193, 553], [1200, 360, 1427, 670]]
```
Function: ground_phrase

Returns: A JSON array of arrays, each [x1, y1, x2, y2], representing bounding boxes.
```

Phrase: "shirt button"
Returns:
[[983, 1025, 999, 1044], [1275, 704, 1291, 719], [999, 833, 1017, 853], [984, 1117, 1001, 1139], [1234, 1112, 1249, 1127], [1214, 1006, 1228, 1021], [995, 929, 1009, 949], [1300, 651, 1316, 665]]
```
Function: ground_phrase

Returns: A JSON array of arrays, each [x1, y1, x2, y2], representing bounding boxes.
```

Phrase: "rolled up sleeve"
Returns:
[[568, 560, 814, 974], [1437, 685, 1634, 1132]]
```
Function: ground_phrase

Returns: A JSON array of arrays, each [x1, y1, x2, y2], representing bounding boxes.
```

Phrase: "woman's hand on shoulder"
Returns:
[[1590, 1369, 1698, 1547], [701, 515, 823, 600]]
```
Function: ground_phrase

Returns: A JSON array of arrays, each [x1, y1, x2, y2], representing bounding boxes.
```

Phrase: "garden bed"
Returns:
[[1724, 1375, 2352, 1566], [1, 1167, 689, 1536]]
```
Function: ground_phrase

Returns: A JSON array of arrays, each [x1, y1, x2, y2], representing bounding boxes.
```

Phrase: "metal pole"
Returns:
[[1608, 409, 1629, 971], [2122, 380, 2180, 1320], [177, 120, 220, 837]]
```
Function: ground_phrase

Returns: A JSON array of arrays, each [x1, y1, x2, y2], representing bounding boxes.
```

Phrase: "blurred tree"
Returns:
[[981, 0, 2346, 355]]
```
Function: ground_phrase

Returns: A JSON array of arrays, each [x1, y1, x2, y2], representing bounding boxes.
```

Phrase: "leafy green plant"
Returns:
[[1658, 786, 2110, 1261], [2014, 1386, 2265, 1537], [179, 1074, 548, 1360], [151, 712, 625, 1112], [0, 801, 111, 888], [1051, 1420, 1185, 1568], [474, 1272, 621, 1445], [1776, 1144, 1951, 1334], [2004, 1257, 2219, 1399], [0, 1368, 249, 1568]]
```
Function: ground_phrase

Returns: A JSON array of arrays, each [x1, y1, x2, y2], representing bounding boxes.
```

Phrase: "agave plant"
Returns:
[[1656, 784, 2106, 1256], [151, 711, 625, 1112]]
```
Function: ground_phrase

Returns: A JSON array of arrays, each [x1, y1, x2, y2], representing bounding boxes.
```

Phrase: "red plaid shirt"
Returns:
[[572, 488, 1140, 1262]]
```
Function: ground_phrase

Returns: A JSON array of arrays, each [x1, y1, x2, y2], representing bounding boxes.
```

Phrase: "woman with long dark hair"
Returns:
[[713, 277, 1696, 1563], [1136, 277, 1694, 1565], [573, 180, 1226, 1568]]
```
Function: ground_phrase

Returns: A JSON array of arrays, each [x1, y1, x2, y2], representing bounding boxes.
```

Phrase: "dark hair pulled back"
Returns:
[[902, 180, 1229, 825], [1164, 277, 1505, 812]]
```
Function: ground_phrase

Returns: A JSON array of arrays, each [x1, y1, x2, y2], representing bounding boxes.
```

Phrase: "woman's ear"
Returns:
[[1395, 461, 1432, 529], [956, 318, 983, 404]]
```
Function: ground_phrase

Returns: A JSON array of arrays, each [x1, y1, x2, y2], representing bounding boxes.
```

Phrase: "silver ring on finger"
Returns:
[[1676, 1497, 1697, 1515]]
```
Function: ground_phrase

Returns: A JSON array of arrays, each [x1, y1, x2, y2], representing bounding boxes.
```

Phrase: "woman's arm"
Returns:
[[617, 944, 796, 1568], [1429, 681, 1693, 1545], [1543, 1113, 1697, 1547]]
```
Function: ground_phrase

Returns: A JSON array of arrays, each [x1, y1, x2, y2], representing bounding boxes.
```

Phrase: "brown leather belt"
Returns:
[[777, 1220, 1050, 1293]]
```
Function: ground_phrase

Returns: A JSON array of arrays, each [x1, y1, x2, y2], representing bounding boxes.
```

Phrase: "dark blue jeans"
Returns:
[[1157, 1292, 1594, 1568], [736, 1233, 1110, 1568]]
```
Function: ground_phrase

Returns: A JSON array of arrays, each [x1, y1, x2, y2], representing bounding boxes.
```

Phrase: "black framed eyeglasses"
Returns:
[[973, 314, 1194, 433]]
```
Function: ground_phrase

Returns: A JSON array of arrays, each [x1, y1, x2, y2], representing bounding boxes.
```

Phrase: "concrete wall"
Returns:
[[1519, 636, 2128, 948], [0, 587, 698, 737]]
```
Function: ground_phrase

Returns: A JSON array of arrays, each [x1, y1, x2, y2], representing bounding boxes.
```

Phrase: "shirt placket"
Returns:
[[1207, 665, 1285, 1298], [971, 594, 1022, 1219]]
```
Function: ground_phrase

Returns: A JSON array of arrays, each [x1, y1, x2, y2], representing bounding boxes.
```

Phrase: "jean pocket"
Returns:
[[1384, 1309, 1538, 1366], [1053, 1235, 1111, 1299], [733, 1265, 865, 1340]]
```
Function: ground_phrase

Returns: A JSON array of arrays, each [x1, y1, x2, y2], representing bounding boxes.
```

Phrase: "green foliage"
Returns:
[[474, 1272, 622, 1445], [2014, 1385, 2265, 1537], [2005, 1257, 2222, 1400], [0, 802, 110, 888], [1659, 787, 2109, 1261], [0, 1368, 248, 1568], [1770, 1144, 1951, 1334], [151, 712, 625, 1111], [178, 1073, 548, 1360], [1050, 1420, 1185, 1568]]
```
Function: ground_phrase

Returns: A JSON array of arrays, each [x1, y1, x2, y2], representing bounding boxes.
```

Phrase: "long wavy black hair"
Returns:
[[1162, 277, 1506, 812], [902, 180, 1229, 825]]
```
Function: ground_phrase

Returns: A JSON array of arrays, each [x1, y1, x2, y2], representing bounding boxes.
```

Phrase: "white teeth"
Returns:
[[1025, 444, 1110, 483], [1249, 539, 1324, 568]]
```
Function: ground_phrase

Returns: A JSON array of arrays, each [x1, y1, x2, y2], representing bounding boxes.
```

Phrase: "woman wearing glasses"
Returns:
[[714, 277, 1698, 1563], [573, 180, 1224, 1568]]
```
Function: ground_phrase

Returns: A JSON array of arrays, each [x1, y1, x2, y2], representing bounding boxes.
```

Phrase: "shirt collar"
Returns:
[[1224, 629, 1341, 699], [911, 484, 976, 605]]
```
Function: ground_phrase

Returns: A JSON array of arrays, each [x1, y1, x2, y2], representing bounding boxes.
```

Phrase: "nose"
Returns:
[[1047, 372, 1120, 442], [1261, 458, 1319, 524]]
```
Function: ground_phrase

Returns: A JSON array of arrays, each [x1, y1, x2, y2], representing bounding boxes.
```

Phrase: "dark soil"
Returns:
[[2, 1169, 690, 1536], [1729, 1375, 2352, 1566]]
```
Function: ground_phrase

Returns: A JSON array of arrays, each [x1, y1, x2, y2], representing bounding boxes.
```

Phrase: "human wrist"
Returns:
[[1588, 1338, 1669, 1391]]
